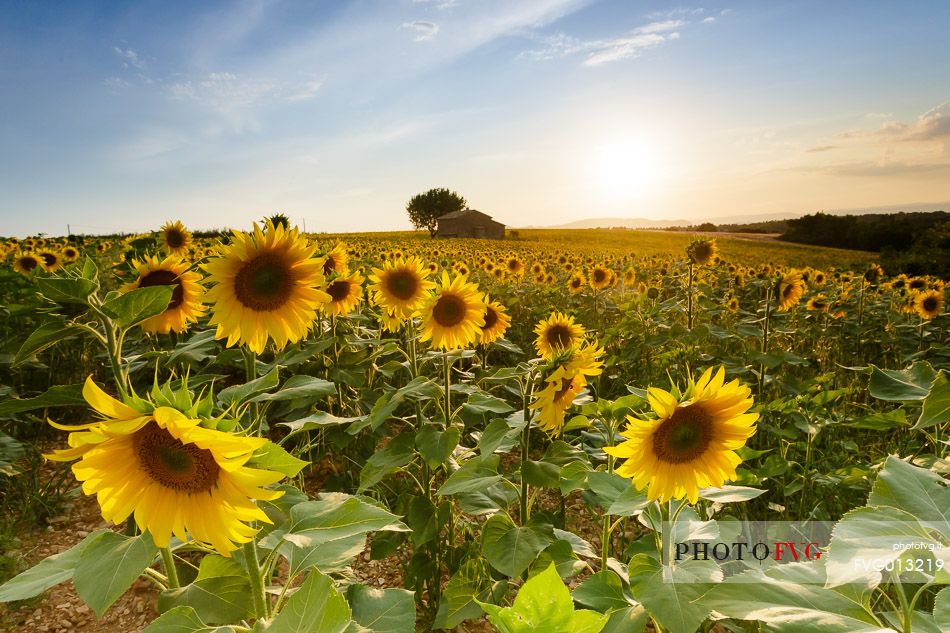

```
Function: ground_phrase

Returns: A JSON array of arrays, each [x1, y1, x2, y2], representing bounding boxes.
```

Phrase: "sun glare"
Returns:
[[587, 139, 664, 202]]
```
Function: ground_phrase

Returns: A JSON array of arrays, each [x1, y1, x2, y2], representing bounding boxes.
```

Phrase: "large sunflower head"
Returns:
[[589, 264, 611, 290], [914, 290, 943, 320], [204, 220, 331, 354], [45, 377, 285, 555], [605, 367, 757, 504], [776, 270, 806, 311], [12, 252, 42, 276], [533, 311, 586, 359], [324, 270, 365, 316], [419, 272, 486, 350], [122, 255, 206, 334], [368, 256, 436, 319], [479, 296, 511, 345], [160, 220, 192, 255]]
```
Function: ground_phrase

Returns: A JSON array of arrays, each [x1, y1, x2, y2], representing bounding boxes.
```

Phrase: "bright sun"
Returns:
[[587, 139, 663, 202]]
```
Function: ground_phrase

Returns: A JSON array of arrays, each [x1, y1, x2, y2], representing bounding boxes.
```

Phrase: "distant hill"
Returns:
[[538, 200, 950, 230]]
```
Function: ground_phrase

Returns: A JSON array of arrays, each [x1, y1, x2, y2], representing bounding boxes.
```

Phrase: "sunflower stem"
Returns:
[[443, 353, 453, 426], [159, 547, 180, 589], [686, 262, 694, 331], [244, 539, 269, 620], [520, 378, 531, 535]]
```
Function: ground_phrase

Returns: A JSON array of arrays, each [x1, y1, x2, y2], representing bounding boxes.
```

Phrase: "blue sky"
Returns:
[[2, 0, 949, 235]]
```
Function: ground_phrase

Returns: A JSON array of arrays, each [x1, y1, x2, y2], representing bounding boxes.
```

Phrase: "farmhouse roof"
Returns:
[[437, 208, 497, 221]]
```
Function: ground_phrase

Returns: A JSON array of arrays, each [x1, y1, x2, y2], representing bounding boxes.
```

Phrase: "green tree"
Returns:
[[406, 188, 467, 237]]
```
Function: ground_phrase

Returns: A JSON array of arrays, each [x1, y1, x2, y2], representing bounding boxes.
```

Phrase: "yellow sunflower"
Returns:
[[160, 220, 192, 256], [45, 377, 285, 555], [915, 290, 943, 320], [687, 238, 718, 266], [530, 341, 604, 437], [322, 242, 349, 277], [324, 270, 364, 316], [12, 252, 42, 275], [806, 295, 829, 312], [480, 296, 511, 345], [589, 264, 611, 290], [533, 312, 586, 359], [505, 256, 525, 278], [61, 246, 80, 262], [204, 220, 330, 354], [121, 256, 206, 334], [39, 250, 62, 272], [567, 273, 586, 294], [418, 272, 486, 350], [605, 367, 758, 504], [368, 256, 436, 320], [776, 270, 806, 311]]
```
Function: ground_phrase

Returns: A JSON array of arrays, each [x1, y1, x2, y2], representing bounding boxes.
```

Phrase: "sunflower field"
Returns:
[[0, 220, 947, 633]]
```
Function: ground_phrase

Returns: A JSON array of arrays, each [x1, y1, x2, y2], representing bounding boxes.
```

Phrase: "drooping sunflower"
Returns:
[[39, 250, 62, 272], [160, 220, 192, 256], [122, 255, 206, 334], [368, 256, 436, 320], [418, 272, 486, 350], [322, 242, 350, 278], [914, 290, 943, 320], [806, 295, 829, 312], [12, 252, 42, 275], [45, 377, 285, 555], [687, 238, 718, 266], [204, 220, 330, 354], [324, 270, 364, 316], [531, 341, 604, 437], [479, 296, 511, 345], [606, 366, 758, 504], [534, 311, 585, 359], [776, 270, 806, 311], [589, 264, 611, 290]]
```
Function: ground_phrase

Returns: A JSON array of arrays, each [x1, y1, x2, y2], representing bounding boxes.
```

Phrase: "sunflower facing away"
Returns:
[[419, 272, 486, 350], [479, 296, 511, 345], [915, 290, 943, 320], [534, 311, 586, 359], [322, 242, 350, 278], [324, 270, 365, 316], [122, 255, 206, 334], [776, 270, 806, 311], [45, 377, 285, 555], [204, 220, 331, 354], [12, 252, 42, 276], [160, 220, 192, 256], [531, 341, 604, 436], [687, 238, 718, 266], [368, 256, 436, 320], [605, 366, 758, 504]]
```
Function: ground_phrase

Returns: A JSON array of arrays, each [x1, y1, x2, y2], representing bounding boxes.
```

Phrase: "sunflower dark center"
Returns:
[[165, 229, 186, 249], [234, 253, 294, 311], [40, 252, 57, 266], [554, 377, 575, 401], [782, 284, 796, 299], [432, 293, 467, 327], [508, 260, 520, 272], [922, 296, 938, 312], [571, 278, 581, 288], [132, 423, 220, 493], [652, 404, 712, 464], [19, 256, 38, 271], [385, 270, 418, 301], [139, 269, 185, 310], [323, 256, 337, 277], [327, 279, 352, 302], [909, 279, 926, 290], [482, 306, 498, 330], [593, 269, 607, 283], [546, 324, 573, 350]]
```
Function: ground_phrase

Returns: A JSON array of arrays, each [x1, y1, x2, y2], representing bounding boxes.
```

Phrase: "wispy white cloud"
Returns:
[[412, 0, 458, 9], [402, 20, 440, 42], [112, 46, 145, 69], [837, 102, 950, 142], [523, 19, 688, 66]]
